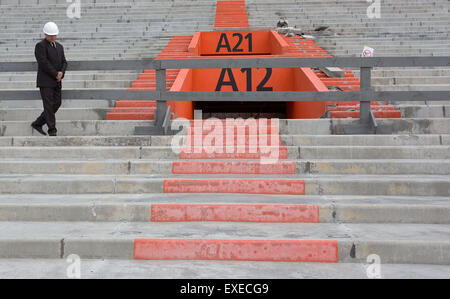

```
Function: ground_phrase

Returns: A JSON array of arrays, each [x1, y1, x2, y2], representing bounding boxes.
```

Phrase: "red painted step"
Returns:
[[215, 0, 249, 28], [183, 135, 281, 147], [163, 179, 305, 195], [185, 121, 280, 135], [134, 239, 338, 262], [110, 108, 156, 113], [107, 34, 192, 121], [115, 100, 156, 108], [151, 204, 319, 222], [107, 112, 155, 120], [172, 161, 295, 174], [179, 146, 288, 159]]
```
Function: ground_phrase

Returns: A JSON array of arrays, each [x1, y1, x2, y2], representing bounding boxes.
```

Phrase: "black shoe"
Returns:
[[48, 131, 57, 137], [31, 123, 47, 136]]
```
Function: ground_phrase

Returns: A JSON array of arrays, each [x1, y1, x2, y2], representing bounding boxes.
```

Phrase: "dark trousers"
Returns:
[[33, 86, 61, 133]]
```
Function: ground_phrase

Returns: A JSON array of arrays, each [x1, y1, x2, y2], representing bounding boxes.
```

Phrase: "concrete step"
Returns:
[[2, 258, 450, 278], [372, 77, 450, 85], [0, 108, 109, 121], [0, 134, 447, 147], [0, 120, 151, 136], [0, 81, 134, 89], [373, 84, 450, 91], [0, 174, 447, 196], [0, 145, 448, 159], [0, 221, 449, 264], [352, 69, 450, 77], [1, 118, 450, 136], [0, 159, 448, 175], [0, 99, 114, 109], [0, 73, 139, 81], [329, 51, 450, 56], [399, 105, 449, 118], [0, 135, 154, 146], [0, 193, 448, 224]]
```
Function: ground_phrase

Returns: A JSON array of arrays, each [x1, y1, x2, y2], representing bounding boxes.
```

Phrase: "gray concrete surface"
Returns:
[[0, 195, 449, 224], [0, 221, 449, 264], [1, 118, 450, 136], [1, 259, 450, 279], [0, 158, 449, 175], [0, 173, 448, 196], [0, 134, 448, 147]]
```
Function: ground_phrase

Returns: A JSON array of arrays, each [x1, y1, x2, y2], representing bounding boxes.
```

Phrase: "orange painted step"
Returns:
[[107, 112, 155, 120], [330, 110, 402, 118], [179, 146, 288, 159], [321, 79, 360, 84], [106, 34, 192, 121], [151, 204, 319, 222], [115, 101, 156, 108], [110, 108, 156, 113], [315, 73, 356, 79], [334, 101, 381, 106], [172, 161, 296, 174], [163, 179, 305, 195], [215, 0, 249, 28], [186, 122, 280, 135], [134, 239, 338, 262], [183, 135, 281, 147]]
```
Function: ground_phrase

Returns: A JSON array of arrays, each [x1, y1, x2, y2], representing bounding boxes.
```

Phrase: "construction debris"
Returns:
[[277, 17, 289, 28], [314, 25, 329, 31], [320, 67, 346, 78], [276, 27, 304, 36]]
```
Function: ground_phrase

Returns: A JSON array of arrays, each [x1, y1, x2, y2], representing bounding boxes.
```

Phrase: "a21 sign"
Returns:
[[196, 31, 277, 55], [216, 33, 253, 53]]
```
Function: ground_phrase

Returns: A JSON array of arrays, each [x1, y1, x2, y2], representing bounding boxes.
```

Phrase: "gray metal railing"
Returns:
[[1, 57, 449, 131]]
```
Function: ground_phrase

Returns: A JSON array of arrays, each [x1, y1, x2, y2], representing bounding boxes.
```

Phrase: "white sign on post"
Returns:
[[362, 46, 375, 57]]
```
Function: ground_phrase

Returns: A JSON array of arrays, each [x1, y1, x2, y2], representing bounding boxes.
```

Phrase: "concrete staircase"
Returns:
[[246, 0, 450, 124], [0, 117, 449, 277], [0, 0, 216, 61], [247, 0, 450, 94], [0, 0, 450, 278]]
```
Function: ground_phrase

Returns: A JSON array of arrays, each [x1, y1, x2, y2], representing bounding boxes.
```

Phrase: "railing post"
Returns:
[[155, 68, 167, 128], [360, 67, 372, 125]]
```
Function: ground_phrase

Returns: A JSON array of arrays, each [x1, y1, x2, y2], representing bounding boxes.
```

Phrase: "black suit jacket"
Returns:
[[35, 39, 67, 88]]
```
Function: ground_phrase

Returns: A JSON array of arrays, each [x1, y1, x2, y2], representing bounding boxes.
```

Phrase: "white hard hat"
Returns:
[[43, 22, 59, 35]]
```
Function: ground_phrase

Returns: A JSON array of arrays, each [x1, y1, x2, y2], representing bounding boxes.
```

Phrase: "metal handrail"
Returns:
[[1, 57, 449, 130]]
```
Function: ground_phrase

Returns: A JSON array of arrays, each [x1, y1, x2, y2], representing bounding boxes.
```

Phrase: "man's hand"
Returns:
[[56, 71, 63, 82]]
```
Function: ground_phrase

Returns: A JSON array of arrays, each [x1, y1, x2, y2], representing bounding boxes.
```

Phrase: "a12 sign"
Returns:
[[215, 68, 273, 92]]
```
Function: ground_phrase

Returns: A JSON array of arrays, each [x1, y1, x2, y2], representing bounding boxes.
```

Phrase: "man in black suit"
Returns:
[[31, 22, 67, 136]]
